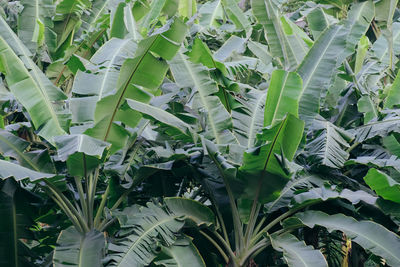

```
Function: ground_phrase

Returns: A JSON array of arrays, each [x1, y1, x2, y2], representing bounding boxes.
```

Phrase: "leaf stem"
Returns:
[[251, 204, 305, 245], [239, 239, 270, 266], [244, 181, 262, 247], [214, 202, 230, 244], [199, 230, 229, 264], [74, 176, 88, 221], [94, 182, 110, 229], [47, 190, 84, 233]]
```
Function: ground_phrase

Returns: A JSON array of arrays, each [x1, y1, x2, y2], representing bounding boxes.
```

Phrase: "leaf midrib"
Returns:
[[281, 241, 308, 267], [247, 92, 266, 148], [0, 18, 65, 135], [263, 116, 287, 171], [298, 25, 340, 93], [326, 220, 400, 263], [267, 176, 312, 212], [88, 0, 112, 31], [178, 52, 222, 144], [117, 216, 177, 266], [0, 134, 40, 172], [103, 35, 159, 141], [97, 39, 132, 100], [268, 71, 289, 126]]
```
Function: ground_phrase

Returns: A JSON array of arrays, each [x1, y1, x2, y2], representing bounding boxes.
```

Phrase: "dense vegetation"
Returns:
[[1, 0, 400, 266]]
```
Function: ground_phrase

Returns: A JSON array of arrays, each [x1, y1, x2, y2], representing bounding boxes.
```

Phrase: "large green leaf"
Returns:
[[123, 2, 141, 40], [355, 35, 370, 74], [297, 24, 346, 127], [306, 117, 354, 168], [238, 114, 304, 203], [140, 0, 172, 33], [375, 0, 398, 68], [375, 0, 397, 25], [363, 168, 400, 204], [110, 2, 128, 39], [353, 114, 400, 143], [0, 160, 55, 181], [0, 180, 38, 267], [0, 129, 55, 173], [54, 134, 110, 176], [18, 0, 55, 52], [71, 38, 137, 125], [108, 200, 213, 267], [164, 197, 215, 228], [306, 7, 337, 40], [203, 138, 241, 196], [85, 19, 187, 153], [252, 0, 309, 69], [213, 35, 246, 63], [247, 40, 273, 67], [372, 22, 400, 65], [233, 88, 266, 148], [358, 94, 379, 123], [170, 51, 237, 145], [53, 0, 91, 51], [292, 187, 377, 207], [178, 0, 196, 19], [338, 1, 374, 63], [198, 0, 223, 29], [55, 134, 110, 161], [154, 237, 206, 267], [384, 69, 400, 109], [221, 0, 251, 32], [0, 17, 69, 142], [187, 38, 226, 72], [347, 155, 400, 174], [383, 134, 400, 157], [290, 210, 400, 266], [265, 175, 325, 213], [270, 233, 328, 267], [264, 70, 303, 127], [81, 0, 113, 33], [55, 0, 91, 16], [126, 99, 195, 138], [53, 226, 105, 267], [298, 1, 373, 127]]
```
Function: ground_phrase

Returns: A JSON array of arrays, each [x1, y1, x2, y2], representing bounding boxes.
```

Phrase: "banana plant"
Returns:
[[0, 1, 191, 266], [1, 0, 400, 267]]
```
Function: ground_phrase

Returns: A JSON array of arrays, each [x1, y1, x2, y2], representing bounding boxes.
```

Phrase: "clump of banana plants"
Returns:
[[1, 0, 400, 267]]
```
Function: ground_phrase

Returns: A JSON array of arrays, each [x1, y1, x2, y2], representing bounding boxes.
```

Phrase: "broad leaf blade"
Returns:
[[264, 70, 303, 127], [154, 237, 206, 267], [0, 129, 55, 173], [54, 134, 110, 176], [270, 233, 328, 267], [363, 168, 400, 204], [108, 203, 185, 266], [71, 38, 137, 124], [164, 197, 215, 228], [126, 99, 194, 138], [233, 88, 266, 148], [297, 24, 347, 127], [291, 210, 400, 266], [85, 19, 187, 153], [0, 160, 54, 181], [170, 51, 237, 145], [306, 117, 354, 168], [0, 17, 69, 142], [18, 0, 55, 51], [252, 0, 309, 69], [239, 114, 304, 203], [53, 226, 105, 267]]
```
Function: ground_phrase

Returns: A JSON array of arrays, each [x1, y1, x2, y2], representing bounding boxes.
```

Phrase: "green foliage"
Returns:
[[0, 0, 400, 266]]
